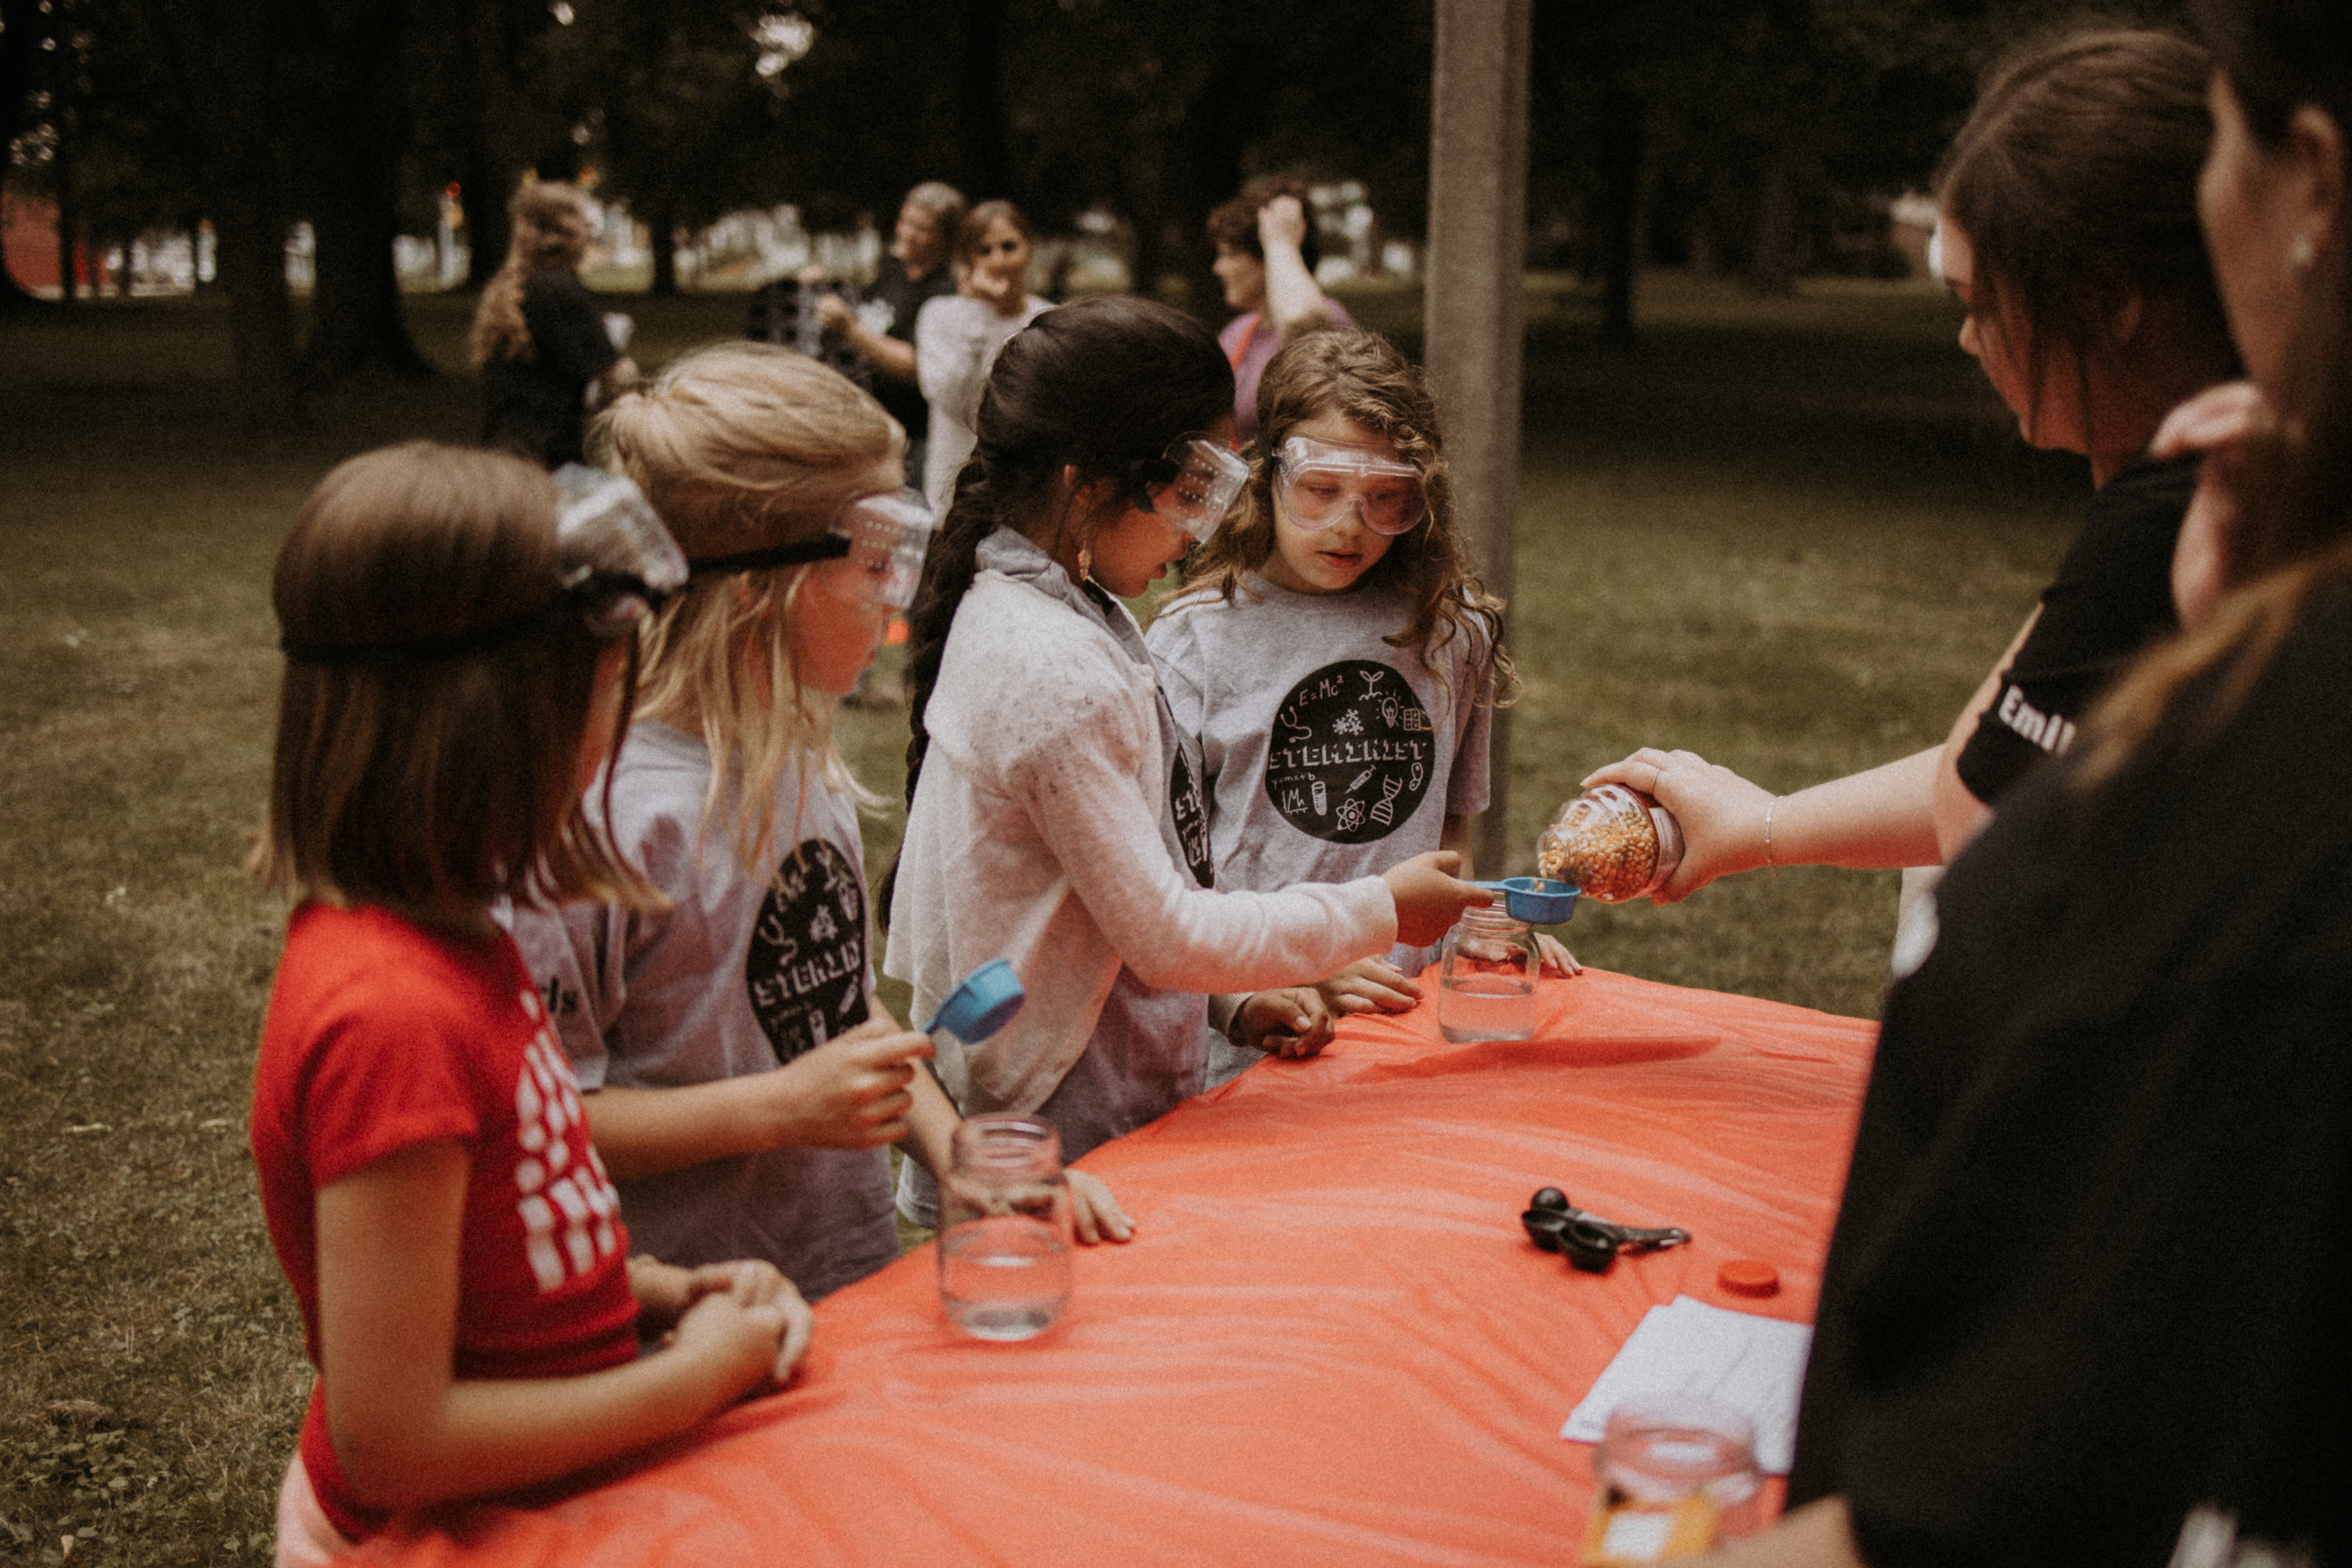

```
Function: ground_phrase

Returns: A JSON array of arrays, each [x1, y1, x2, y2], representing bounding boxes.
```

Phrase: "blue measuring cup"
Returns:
[[924, 957, 1027, 1044], [1469, 877, 1580, 925]]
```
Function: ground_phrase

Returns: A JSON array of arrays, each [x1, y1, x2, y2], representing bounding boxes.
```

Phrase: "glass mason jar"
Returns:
[[1437, 905, 1540, 1042], [1582, 1394, 1763, 1563], [1537, 783, 1686, 904], [937, 1114, 1074, 1342]]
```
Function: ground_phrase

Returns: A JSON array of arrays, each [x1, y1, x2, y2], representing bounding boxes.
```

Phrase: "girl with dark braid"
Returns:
[[881, 295, 1483, 1227]]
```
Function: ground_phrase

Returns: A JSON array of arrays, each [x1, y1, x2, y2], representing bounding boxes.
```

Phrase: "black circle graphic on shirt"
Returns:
[[744, 839, 871, 1064], [1170, 748, 1214, 887], [1262, 658, 1436, 846]]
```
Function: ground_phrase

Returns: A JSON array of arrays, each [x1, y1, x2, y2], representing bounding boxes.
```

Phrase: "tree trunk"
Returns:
[[1594, 81, 1646, 348], [161, 0, 303, 436], [959, 0, 1011, 202], [299, 0, 432, 383], [644, 188, 678, 297], [1748, 157, 1798, 297], [55, 130, 80, 304], [461, 0, 514, 289]]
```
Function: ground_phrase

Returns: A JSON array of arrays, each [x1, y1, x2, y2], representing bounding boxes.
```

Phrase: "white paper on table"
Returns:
[[1561, 1295, 1814, 1474]]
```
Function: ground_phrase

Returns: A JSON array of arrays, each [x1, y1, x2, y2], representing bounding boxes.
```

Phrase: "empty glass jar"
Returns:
[[1437, 905, 1540, 1042]]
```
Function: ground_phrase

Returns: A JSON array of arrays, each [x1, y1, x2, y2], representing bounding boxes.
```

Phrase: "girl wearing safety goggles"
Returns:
[[885, 297, 1486, 1234], [504, 343, 1134, 1313], [1147, 329, 1576, 1086]]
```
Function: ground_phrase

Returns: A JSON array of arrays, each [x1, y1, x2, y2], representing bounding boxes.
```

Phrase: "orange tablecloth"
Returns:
[[363, 969, 1876, 1567]]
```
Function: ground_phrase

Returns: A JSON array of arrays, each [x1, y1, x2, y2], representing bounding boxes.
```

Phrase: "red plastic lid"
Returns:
[[1718, 1259, 1779, 1297]]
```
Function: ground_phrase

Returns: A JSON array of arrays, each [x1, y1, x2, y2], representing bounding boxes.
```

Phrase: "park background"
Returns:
[[3, 1, 2174, 1563]]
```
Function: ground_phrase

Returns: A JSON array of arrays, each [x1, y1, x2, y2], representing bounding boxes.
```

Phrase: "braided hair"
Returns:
[[879, 294, 1233, 923]]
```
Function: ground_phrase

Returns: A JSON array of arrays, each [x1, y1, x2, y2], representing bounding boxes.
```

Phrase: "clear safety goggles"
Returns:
[[1272, 435, 1428, 536], [687, 487, 936, 612], [1134, 436, 1250, 543], [278, 466, 687, 665], [554, 464, 691, 637]]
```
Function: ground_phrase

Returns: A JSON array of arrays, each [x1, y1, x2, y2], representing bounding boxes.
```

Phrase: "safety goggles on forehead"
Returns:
[[1273, 435, 1427, 536], [554, 464, 690, 637], [1132, 435, 1249, 543], [688, 487, 935, 611], [278, 466, 687, 665]]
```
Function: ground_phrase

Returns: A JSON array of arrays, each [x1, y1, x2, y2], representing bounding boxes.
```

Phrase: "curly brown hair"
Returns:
[[1173, 328, 1514, 712], [470, 181, 593, 367]]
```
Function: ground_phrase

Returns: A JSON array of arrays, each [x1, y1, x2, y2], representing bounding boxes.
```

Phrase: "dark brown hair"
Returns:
[[1206, 175, 1323, 276], [882, 295, 1232, 923], [2080, 0, 2352, 782], [252, 443, 655, 915], [1174, 328, 1514, 712], [1937, 29, 2235, 439]]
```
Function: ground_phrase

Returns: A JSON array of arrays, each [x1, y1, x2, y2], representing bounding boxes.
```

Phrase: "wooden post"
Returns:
[[1424, 0, 1532, 876]]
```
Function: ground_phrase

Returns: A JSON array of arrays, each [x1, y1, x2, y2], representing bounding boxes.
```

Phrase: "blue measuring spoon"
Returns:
[[924, 957, 1026, 1044], [1469, 877, 1580, 925]]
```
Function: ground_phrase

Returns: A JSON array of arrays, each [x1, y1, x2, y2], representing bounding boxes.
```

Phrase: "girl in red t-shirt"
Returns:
[[249, 443, 809, 1563]]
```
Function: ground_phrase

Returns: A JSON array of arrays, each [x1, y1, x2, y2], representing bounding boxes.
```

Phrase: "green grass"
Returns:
[[0, 276, 2083, 1564]]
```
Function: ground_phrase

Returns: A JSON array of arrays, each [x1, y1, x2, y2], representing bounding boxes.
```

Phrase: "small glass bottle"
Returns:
[[937, 1114, 1074, 1341], [1537, 784, 1686, 904], [1437, 905, 1540, 1042]]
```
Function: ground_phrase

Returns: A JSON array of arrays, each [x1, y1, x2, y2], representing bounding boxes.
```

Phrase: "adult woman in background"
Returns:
[[1702, 2, 2352, 1562], [915, 201, 1051, 515], [1588, 31, 2239, 896], [472, 181, 637, 469], [1208, 175, 1353, 444]]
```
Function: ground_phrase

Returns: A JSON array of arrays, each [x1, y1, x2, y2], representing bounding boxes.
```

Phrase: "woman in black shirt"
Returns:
[[1590, 31, 2240, 892], [472, 181, 637, 469], [1702, 2, 2352, 1562]]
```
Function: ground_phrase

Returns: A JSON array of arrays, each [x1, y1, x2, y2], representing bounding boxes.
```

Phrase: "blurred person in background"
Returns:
[[473, 181, 637, 469], [915, 200, 1051, 516], [751, 182, 964, 489], [1208, 175, 1353, 445]]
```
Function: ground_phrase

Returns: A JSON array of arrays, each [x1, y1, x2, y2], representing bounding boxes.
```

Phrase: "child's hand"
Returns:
[[1066, 1170, 1134, 1245], [1536, 932, 1582, 978], [1381, 851, 1488, 947], [1317, 957, 1421, 1017], [767, 1020, 935, 1148], [626, 1254, 702, 1331], [1233, 987, 1335, 1058], [668, 1261, 811, 1396]]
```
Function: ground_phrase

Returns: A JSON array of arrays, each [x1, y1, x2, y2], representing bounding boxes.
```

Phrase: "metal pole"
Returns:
[[1424, 0, 1532, 876]]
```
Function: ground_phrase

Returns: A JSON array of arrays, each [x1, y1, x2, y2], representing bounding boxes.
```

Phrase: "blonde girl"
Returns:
[[1146, 328, 1570, 1084], [252, 443, 808, 1563], [505, 343, 1129, 1296]]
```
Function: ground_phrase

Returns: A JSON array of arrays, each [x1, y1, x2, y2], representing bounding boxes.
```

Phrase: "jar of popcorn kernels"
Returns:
[[1536, 785, 1685, 904]]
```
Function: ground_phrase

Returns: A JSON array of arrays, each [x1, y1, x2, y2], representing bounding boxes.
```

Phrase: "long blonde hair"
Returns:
[[591, 342, 905, 870], [470, 181, 593, 367], [1176, 327, 1516, 711]]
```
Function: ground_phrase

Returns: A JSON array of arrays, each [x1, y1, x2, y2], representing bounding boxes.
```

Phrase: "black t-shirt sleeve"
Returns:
[[521, 270, 620, 383], [1953, 451, 2195, 805]]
